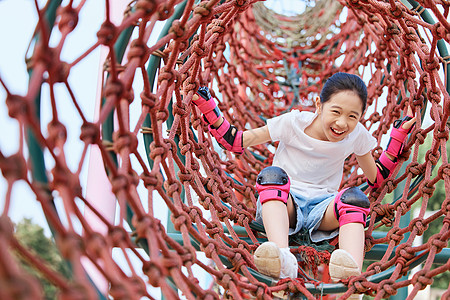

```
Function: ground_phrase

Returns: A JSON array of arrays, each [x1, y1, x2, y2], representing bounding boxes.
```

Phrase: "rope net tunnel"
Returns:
[[0, 0, 449, 299]]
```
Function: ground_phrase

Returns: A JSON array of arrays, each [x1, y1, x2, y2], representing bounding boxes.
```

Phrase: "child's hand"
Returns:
[[401, 105, 416, 132]]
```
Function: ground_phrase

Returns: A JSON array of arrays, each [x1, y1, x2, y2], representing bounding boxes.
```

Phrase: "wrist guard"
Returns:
[[385, 115, 414, 160], [209, 118, 244, 154], [193, 87, 222, 125], [368, 151, 398, 188]]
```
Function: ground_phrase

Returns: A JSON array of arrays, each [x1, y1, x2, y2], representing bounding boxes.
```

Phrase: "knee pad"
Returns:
[[256, 166, 290, 205], [334, 187, 370, 226]]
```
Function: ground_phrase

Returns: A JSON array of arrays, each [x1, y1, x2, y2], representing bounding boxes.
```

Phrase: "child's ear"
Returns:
[[314, 96, 322, 114]]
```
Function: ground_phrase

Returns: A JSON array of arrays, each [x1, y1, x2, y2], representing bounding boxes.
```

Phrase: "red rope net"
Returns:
[[0, 0, 449, 299]]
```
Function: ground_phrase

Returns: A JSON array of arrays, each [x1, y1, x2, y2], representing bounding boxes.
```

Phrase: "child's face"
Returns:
[[316, 91, 364, 142]]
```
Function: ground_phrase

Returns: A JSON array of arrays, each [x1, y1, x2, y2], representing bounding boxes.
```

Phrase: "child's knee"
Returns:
[[334, 187, 370, 226], [256, 166, 290, 205]]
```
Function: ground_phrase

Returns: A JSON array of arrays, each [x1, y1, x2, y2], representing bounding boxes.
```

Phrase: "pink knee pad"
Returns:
[[256, 166, 290, 205], [334, 187, 370, 226]]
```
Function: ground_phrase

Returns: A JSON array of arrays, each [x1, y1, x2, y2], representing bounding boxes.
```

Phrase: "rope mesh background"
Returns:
[[0, 0, 449, 299]]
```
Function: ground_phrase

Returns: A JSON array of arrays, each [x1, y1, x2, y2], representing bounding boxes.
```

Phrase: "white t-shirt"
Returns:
[[267, 110, 377, 198]]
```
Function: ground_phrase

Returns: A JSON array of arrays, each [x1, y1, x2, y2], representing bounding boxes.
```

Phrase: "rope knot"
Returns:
[[109, 226, 131, 247], [140, 91, 156, 108], [164, 179, 182, 197], [170, 20, 186, 38], [437, 126, 449, 141], [127, 39, 150, 65], [191, 40, 207, 57], [57, 5, 78, 33], [395, 244, 415, 267], [104, 78, 124, 100], [202, 240, 219, 258], [6, 94, 30, 120], [113, 131, 138, 154], [85, 232, 107, 259], [173, 100, 188, 117], [140, 171, 163, 188], [411, 269, 433, 290], [149, 141, 168, 160], [425, 57, 440, 72], [171, 210, 190, 231], [380, 279, 397, 296], [367, 261, 383, 274], [97, 20, 117, 46], [422, 179, 436, 196], [0, 153, 27, 182], [47, 120, 67, 149], [158, 66, 179, 85], [432, 22, 447, 39], [236, 0, 251, 11], [389, 3, 403, 18], [411, 217, 428, 236], [438, 163, 450, 180], [349, 276, 369, 293], [179, 140, 193, 156], [388, 226, 404, 245], [142, 260, 165, 286], [111, 173, 129, 195], [80, 122, 100, 144], [414, 129, 426, 144], [158, 4, 174, 20], [57, 232, 84, 259], [208, 19, 226, 34], [177, 169, 193, 183], [430, 233, 447, 251], [135, 0, 160, 14], [194, 1, 213, 18], [51, 163, 82, 197]]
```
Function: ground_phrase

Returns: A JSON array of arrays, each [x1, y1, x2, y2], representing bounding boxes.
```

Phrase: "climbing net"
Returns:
[[0, 0, 449, 299]]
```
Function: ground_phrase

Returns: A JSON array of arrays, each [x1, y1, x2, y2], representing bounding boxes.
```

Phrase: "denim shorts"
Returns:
[[254, 191, 338, 243]]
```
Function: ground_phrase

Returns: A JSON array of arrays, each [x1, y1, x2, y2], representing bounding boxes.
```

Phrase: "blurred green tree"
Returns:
[[14, 218, 71, 300]]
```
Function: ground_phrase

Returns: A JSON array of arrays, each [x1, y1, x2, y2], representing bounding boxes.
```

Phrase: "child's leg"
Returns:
[[319, 187, 370, 272], [319, 205, 365, 270], [260, 196, 296, 248], [338, 223, 365, 270], [253, 166, 298, 279], [254, 197, 298, 279]]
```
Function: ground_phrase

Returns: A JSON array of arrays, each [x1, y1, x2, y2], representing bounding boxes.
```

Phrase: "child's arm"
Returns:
[[192, 87, 271, 153], [357, 107, 416, 188]]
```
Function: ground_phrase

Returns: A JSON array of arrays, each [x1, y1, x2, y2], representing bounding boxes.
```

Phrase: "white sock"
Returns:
[[279, 247, 298, 279]]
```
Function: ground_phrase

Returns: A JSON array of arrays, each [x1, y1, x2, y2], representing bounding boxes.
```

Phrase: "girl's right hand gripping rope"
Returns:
[[193, 86, 222, 125], [369, 115, 415, 188], [193, 87, 244, 154]]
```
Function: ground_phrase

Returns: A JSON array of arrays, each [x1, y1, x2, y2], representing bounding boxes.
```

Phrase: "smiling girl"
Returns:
[[191, 72, 416, 290]]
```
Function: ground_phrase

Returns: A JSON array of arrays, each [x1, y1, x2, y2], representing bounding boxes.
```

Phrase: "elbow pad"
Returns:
[[209, 118, 244, 154]]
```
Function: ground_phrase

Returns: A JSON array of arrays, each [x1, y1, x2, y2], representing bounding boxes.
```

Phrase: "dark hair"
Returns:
[[320, 72, 367, 112]]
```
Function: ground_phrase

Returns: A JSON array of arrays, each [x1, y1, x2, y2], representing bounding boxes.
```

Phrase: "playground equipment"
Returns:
[[0, 0, 449, 299]]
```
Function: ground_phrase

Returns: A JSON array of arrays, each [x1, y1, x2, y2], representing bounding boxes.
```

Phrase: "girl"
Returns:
[[191, 73, 415, 287]]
